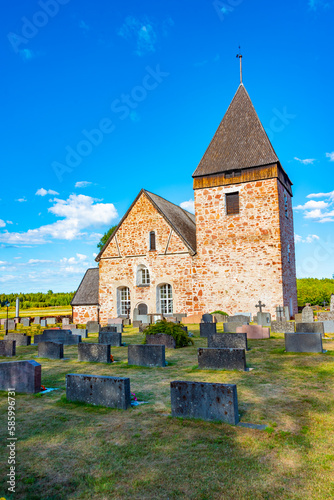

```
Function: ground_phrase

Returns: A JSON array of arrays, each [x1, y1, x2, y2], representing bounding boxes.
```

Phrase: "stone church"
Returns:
[[71, 83, 297, 324]]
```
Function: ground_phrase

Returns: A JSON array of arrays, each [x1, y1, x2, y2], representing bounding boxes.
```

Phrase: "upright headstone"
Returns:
[[223, 322, 246, 333], [146, 334, 176, 349], [170, 381, 239, 425], [208, 332, 248, 350], [4, 333, 31, 346], [285, 333, 323, 353], [38, 341, 64, 360], [0, 360, 41, 393], [227, 315, 250, 324], [295, 322, 324, 335], [133, 320, 142, 328], [34, 330, 81, 345], [256, 312, 271, 327], [181, 313, 203, 324], [34, 317, 41, 325], [212, 313, 229, 323], [4, 320, 16, 331], [302, 304, 314, 323], [198, 348, 246, 371], [234, 312, 252, 322], [62, 318, 70, 326], [46, 317, 56, 325], [21, 318, 30, 327], [202, 314, 215, 323], [99, 332, 122, 347], [66, 374, 131, 409], [128, 344, 165, 367], [236, 325, 270, 340], [0, 340, 16, 357], [108, 317, 123, 325], [200, 322, 216, 337], [86, 321, 100, 334], [71, 328, 88, 339], [78, 343, 111, 363], [284, 306, 290, 321], [41, 319, 47, 327], [107, 324, 123, 334], [271, 320, 295, 334], [276, 306, 285, 320]]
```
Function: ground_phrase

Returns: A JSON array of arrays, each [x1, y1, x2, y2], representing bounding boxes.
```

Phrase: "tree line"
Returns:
[[297, 278, 334, 307], [0, 291, 75, 310]]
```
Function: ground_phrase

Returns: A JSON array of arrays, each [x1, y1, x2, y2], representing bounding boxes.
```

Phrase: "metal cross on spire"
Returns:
[[236, 47, 243, 85]]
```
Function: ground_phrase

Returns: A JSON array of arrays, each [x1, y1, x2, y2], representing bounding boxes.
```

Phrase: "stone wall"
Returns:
[[72, 305, 98, 325]]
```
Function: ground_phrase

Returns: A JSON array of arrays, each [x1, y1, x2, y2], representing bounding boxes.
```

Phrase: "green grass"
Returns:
[[1, 324, 334, 499]]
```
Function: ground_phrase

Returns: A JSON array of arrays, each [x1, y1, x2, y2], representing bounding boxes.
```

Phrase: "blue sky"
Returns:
[[0, 0, 333, 293]]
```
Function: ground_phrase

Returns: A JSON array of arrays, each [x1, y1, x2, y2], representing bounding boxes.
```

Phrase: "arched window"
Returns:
[[158, 284, 173, 315], [138, 303, 148, 315], [117, 287, 131, 316], [149, 231, 156, 251], [137, 265, 150, 286]]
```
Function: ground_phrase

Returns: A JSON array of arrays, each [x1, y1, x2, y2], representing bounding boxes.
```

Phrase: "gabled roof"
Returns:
[[71, 268, 99, 306], [193, 84, 279, 178], [96, 189, 196, 261]]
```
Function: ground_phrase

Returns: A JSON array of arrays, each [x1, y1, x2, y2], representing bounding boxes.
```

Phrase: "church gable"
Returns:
[[166, 230, 189, 254], [102, 237, 120, 258]]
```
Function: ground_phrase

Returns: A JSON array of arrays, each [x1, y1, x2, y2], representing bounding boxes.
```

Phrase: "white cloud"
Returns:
[[118, 16, 157, 56], [306, 191, 334, 199], [294, 191, 334, 223], [294, 200, 329, 210], [294, 157, 316, 165], [6, 221, 13, 224], [295, 234, 320, 244], [0, 194, 118, 245], [0, 219, 6, 228], [16, 198, 27, 203], [36, 188, 59, 197], [75, 181, 92, 188], [326, 152, 334, 161], [180, 200, 195, 214]]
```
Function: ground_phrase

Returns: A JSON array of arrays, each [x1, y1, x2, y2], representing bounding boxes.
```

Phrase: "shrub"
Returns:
[[211, 310, 228, 316], [143, 320, 194, 348]]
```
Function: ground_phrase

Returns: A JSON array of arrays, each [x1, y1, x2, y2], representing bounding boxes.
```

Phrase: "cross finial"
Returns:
[[255, 300, 266, 313], [236, 46, 243, 84]]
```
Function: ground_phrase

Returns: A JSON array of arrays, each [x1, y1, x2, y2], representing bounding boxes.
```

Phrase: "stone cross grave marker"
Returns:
[[255, 300, 266, 313], [276, 306, 284, 320]]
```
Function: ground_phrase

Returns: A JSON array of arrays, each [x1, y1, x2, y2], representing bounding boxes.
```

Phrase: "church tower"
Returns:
[[192, 83, 297, 318]]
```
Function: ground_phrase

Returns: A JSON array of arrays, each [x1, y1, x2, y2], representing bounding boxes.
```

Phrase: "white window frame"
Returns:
[[137, 265, 150, 286], [158, 284, 173, 315], [117, 287, 131, 316]]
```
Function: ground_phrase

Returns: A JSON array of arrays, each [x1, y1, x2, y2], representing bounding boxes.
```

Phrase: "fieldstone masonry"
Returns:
[[66, 374, 131, 409], [331, 294, 334, 312]]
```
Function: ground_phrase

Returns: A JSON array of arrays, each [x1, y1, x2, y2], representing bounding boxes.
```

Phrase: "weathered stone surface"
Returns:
[[86, 321, 100, 333], [223, 322, 246, 333], [285, 333, 323, 353], [181, 314, 203, 324], [234, 312, 252, 321], [236, 325, 270, 339], [98, 332, 122, 347], [123, 318, 131, 326], [170, 380, 239, 425], [108, 317, 123, 325], [302, 305, 314, 323], [38, 341, 64, 360], [71, 328, 88, 339], [198, 348, 246, 371], [65, 324, 78, 330], [128, 344, 165, 367], [208, 332, 248, 350], [139, 323, 150, 333], [4, 333, 31, 346], [0, 340, 16, 357], [323, 320, 334, 334], [200, 323, 217, 337], [0, 360, 41, 393], [181, 326, 188, 333], [78, 343, 111, 363], [295, 322, 324, 335], [21, 318, 30, 327], [294, 313, 303, 322], [73, 305, 98, 325], [271, 320, 295, 333], [133, 320, 142, 328], [276, 306, 285, 320], [227, 315, 249, 324], [317, 311, 334, 321], [256, 312, 271, 327], [165, 317, 179, 323], [62, 318, 70, 326], [4, 320, 16, 331], [46, 317, 56, 325], [66, 374, 131, 409], [212, 313, 228, 323], [34, 330, 81, 345], [34, 317, 41, 324], [106, 324, 123, 333], [202, 314, 214, 323], [146, 334, 176, 349]]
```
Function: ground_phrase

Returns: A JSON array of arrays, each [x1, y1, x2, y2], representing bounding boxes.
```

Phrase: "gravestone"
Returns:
[[318, 311, 334, 321], [128, 344, 165, 367], [65, 324, 78, 330], [284, 306, 290, 321], [34, 330, 81, 345], [302, 304, 314, 323], [108, 317, 123, 325], [41, 320, 47, 327], [181, 313, 203, 324], [198, 348, 246, 371], [170, 381, 239, 425], [4, 320, 16, 331], [0, 318, 5, 326], [86, 321, 100, 334], [66, 374, 131, 409], [78, 343, 111, 363], [207, 332, 248, 350], [331, 294, 334, 312], [46, 317, 56, 325], [285, 333, 323, 353], [133, 320, 142, 328], [4, 333, 31, 346], [223, 322, 246, 333], [146, 334, 176, 349], [174, 313, 187, 322], [139, 323, 150, 333], [236, 325, 270, 340], [123, 318, 131, 326], [294, 313, 303, 322], [71, 328, 88, 339], [21, 318, 30, 327], [227, 315, 249, 324], [38, 341, 64, 360], [200, 322, 216, 337], [106, 324, 123, 334], [0, 340, 16, 357], [202, 314, 214, 323], [212, 313, 228, 323], [295, 322, 324, 335], [62, 318, 70, 326], [323, 320, 334, 335], [256, 312, 271, 327], [98, 332, 122, 347], [34, 317, 41, 325], [271, 320, 295, 334], [0, 360, 41, 393], [234, 312, 252, 322]]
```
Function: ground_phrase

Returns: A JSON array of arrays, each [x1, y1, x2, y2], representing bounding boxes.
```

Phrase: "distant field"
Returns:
[[0, 305, 72, 319]]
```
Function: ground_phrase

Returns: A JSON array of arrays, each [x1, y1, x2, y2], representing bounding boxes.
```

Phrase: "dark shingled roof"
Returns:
[[193, 84, 279, 178], [71, 268, 99, 306], [96, 189, 196, 260]]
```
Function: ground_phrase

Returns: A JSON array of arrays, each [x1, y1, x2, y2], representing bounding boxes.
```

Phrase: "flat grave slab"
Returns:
[[198, 348, 246, 371], [66, 374, 131, 409]]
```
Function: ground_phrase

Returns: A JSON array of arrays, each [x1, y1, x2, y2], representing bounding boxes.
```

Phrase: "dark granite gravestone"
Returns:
[[66, 374, 131, 409], [139, 323, 150, 333], [202, 313, 214, 323], [0, 340, 16, 357], [98, 332, 122, 347], [302, 304, 314, 323], [38, 341, 64, 360], [285, 333, 323, 353], [71, 328, 88, 339], [0, 360, 41, 393], [236, 325, 270, 339], [86, 321, 100, 334], [107, 323, 123, 333], [227, 315, 249, 324], [256, 312, 271, 327], [46, 317, 56, 325], [133, 320, 142, 328], [128, 344, 165, 367], [200, 323, 216, 338], [207, 332, 248, 350], [34, 330, 81, 345], [146, 334, 176, 349], [223, 322, 246, 333], [170, 380, 239, 425], [271, 320, 295, 334], [198, 348, 246, 371], [4, 333, 31, 346], [21, 318, 30, 327], [4, 320, 16, 331], [78, 343, 111, 363], [295, 322, 324, 335]]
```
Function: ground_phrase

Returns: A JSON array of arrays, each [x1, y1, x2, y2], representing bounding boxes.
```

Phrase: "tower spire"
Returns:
[[236, 47, 243, 84]]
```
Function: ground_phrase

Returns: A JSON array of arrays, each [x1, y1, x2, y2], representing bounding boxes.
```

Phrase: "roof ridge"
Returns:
[[144, 190, 195, 220]]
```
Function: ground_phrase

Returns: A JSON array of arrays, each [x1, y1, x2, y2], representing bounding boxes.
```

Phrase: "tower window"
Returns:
[[226, 192, 240, 215], [288, 244, 291, 263], [149, 231, 156, 251], [284, 193, 288, 218]]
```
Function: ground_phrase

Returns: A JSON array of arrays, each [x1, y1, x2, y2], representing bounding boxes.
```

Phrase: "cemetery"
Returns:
[[1, 308, 334, 499]]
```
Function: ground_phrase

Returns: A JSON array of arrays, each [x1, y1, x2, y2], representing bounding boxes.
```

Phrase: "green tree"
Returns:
[[97, 225, 117, 250]]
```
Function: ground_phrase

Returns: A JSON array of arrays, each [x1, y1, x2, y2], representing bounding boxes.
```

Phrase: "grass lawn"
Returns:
[[1, 324, 334, 499], [0, 305, 72, 319]]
